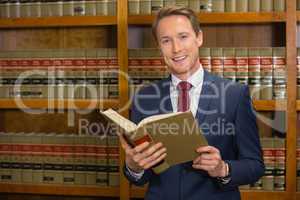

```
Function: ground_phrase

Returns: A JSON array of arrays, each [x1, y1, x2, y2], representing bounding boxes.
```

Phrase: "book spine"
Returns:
[[273, 0, 285, 12], [223, 47, 236, 81], [151, 0, 163, 13], [211, 48, 223, 77], [260, 0, 273, 12], [140, 0, 150, 14], [96, 0, 108, 16], [273, 47, 286, 100], [199, 47, 211, 72], [212, 0, 224, 12], [298, 0, 300, 10], [85, 0, 96, 16], [175, 0, 189, 7], [260, 47, 273, 100], [199, 0, 212, 12], [225, 0, 236, 12], [129, 0, 140, 15], [248, 0, 259, 12], [0, 133, 12, 183], [85, 135, 97, 185], [96, 137, 108, 186], [236, 0, 247, 12], [248, 48, 261, 100], [107, 133, 119, 186], [235, 47, 248, 85], [274, 138, 285, 191], [261, 137, 275, 190], [73, 0, 86, 16], [107, 0, 116, 16], [63, 0, 74, 16], [73, 135, 87, 185], [188, 0, 200, 13]]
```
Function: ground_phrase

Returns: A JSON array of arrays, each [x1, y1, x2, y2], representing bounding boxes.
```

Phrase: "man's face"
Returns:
[[156, 15, 203, 80]]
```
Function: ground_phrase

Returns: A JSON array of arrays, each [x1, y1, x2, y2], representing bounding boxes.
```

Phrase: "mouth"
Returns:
[[172, 55, 187, 63]]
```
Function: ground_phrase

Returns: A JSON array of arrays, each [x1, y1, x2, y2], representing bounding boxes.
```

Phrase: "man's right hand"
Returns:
[[119, 135, 167, 173]]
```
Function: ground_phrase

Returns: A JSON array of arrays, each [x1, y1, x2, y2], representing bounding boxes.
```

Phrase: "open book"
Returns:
[[100, 109, 208, 174]]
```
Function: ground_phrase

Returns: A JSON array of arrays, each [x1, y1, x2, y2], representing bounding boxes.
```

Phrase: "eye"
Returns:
[[180, 34, 188, 39], [161, 39, 170, 45]]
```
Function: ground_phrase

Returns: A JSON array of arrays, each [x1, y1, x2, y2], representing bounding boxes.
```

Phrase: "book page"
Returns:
[[138, 112, 183, 128], [101, 109, 137, 133]]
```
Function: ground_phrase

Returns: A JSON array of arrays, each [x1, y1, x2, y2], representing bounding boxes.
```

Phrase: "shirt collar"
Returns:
[[171, 65, 203, 89]]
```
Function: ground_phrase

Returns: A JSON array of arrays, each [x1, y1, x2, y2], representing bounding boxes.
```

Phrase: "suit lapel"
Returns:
[[196, 70, 216, 124], [158, 76, 173, 114]]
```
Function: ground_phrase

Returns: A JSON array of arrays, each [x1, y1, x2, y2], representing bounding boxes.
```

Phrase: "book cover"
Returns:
[[100, 109, 208, 174]]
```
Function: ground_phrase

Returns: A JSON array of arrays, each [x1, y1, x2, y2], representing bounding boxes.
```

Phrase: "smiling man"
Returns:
[[121, 6, 265, 200]]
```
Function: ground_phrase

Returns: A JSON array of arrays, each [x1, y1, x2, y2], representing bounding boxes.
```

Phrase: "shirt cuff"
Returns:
[[126, 165, 144, 180]]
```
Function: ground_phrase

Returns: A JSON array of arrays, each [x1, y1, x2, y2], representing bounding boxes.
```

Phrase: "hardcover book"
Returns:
[[100, 109, 208, 174]]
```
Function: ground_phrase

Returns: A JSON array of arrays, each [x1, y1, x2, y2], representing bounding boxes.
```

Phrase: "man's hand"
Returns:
[[119, 135, 167, 173], [192, 146, 227, 178]]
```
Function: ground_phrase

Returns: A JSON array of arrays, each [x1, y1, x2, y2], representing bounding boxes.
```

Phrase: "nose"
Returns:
[[172, 39, 182, 53]]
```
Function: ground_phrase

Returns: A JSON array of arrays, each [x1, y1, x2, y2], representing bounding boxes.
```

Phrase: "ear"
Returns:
[[196, 31, 203, 47]]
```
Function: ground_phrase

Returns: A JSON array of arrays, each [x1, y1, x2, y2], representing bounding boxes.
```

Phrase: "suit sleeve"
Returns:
[[221, 85, 265, 189], [122, 93, 156, 186]]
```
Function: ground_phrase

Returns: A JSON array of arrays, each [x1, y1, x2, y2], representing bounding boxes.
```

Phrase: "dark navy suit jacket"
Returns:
[[124, 70, 265, 200]]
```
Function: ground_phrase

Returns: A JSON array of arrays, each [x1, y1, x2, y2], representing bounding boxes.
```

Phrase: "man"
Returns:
[[121, 6, 264, 200]]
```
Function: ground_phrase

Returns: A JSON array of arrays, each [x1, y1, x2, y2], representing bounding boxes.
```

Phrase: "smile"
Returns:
[[172, 55, 187, 62]]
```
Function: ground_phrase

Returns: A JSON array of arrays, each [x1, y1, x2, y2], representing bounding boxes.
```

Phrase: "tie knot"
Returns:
[[177, 81, 192, 91]]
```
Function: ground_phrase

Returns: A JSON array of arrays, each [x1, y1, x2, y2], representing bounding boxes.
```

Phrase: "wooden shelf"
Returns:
[[253, 100, 286, 111], [296, 192, 300, 199], [0, 16, 117, 28], [296, 100, 300, 111], [130, 187, 289, 200], [296, 11, 300, 21], [0, 99, 119, 109], [128, 12, 286, 25], [0, 183, 119, 197]]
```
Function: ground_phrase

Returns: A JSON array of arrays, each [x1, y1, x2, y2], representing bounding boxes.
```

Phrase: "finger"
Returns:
[[119, 135, 131, 150], [198, 153, 221, 161], [139, 147, 167, 167], [134, 141, 151, 153], [141, 142, 164, 157], [144, 153, 167, 170], [194, 159, 219, 167], [192, 164, 216, 172], [196, 146, 219, 154]]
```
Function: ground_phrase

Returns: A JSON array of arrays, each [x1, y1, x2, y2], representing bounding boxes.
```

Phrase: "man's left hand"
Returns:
[[192, 146, 227, 178]]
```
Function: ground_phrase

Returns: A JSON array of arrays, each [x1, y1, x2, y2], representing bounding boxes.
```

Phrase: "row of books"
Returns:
[[129, 47, 287, 100], [0, 49, 119, 99], [239, 137, 286, 191], [0, 131, 296, 191], [0, 0, 117, 19], [128, 0, 285, 15], [0, 132, 120, 186], [0, 47, 292, 100]]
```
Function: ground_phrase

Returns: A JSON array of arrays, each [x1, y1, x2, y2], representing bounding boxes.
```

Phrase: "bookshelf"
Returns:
[[130, 187, 290, 200], [128, 12, 286, 25], [0, 16, 117, 28], [0, 183, 119, 197], [0, 99, 119, 109], [0, 0, 298, 200]]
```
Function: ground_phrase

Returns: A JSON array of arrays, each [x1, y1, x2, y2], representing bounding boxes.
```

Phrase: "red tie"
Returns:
[[177, 81, 192, 112]]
